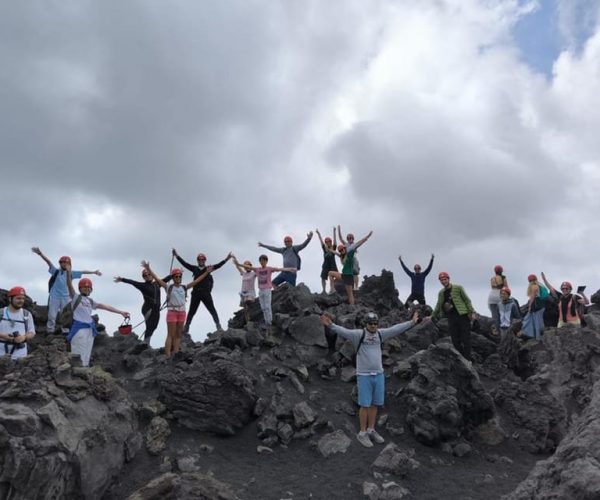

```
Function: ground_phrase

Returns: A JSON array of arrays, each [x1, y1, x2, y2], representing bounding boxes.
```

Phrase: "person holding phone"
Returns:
[[541, 272, 589, 328]]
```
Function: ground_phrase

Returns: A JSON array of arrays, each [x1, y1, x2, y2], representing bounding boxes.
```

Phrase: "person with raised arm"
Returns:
[[171, 248, 232, 333], [331, 230, 373, 305], [65, 263, 129, 367], [258, 232, 313, 287], [398, 253, 435, 305], [141, 260, 212, 358], [337, 225, 361, 289], [31, 246, 101, 333], [320, 311, 419, 447], [541, 272, 589, 328], [316, 228, 338, 294], [231, 254, 257, 325]]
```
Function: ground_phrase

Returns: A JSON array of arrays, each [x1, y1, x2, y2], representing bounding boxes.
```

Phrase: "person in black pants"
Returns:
[[172, 248, 232, 333], [398, 253, 434, 305], [114, 269, 164, 343]]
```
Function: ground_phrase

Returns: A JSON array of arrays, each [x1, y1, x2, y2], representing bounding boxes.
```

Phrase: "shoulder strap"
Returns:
[[356, 329, 382, 352], [72, 295, 84, 312]]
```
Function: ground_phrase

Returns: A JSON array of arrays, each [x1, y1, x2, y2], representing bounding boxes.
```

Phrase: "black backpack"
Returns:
[[55, 296, 84, 332], [292, 247, 301, 270], [0, 308, 31, 354], [48, 270, 60, 292]]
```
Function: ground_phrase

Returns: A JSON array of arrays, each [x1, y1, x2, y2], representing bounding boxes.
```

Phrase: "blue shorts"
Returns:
[[357, 373, 385, 407]]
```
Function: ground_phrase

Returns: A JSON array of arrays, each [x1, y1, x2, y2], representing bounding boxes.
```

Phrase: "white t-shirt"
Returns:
[[0, 308, 35, 336], [167, 284, 186, 310], [72, 294, 97, 323]]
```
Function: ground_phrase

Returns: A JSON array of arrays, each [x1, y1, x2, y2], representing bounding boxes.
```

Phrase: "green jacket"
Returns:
[[432, 284, 474, 319]]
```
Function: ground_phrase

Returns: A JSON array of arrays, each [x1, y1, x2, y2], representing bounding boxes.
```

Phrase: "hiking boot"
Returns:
[[368, 429, 385, 444], [356, 432, 373, 448]]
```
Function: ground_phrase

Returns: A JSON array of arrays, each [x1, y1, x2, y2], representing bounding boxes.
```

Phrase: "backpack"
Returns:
[[538, 285, 549, 300], [165, 284, 187, 308], [292, 247, 301, 271], [55, 296, 84, 332], [0, 308, 31, 354], [48, 270, 60, 292]]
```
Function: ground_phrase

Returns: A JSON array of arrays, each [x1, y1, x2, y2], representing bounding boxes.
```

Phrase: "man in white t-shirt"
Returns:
[[0, 286, 36, 360]]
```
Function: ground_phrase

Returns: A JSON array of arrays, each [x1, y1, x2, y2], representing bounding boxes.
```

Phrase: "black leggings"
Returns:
[[142, 304, 160, 340], [186, 290, 219, 327], [405, 292, 426, 305]]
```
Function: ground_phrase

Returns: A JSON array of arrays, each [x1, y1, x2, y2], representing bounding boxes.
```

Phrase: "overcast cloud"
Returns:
[[2, 0, 600, 344]]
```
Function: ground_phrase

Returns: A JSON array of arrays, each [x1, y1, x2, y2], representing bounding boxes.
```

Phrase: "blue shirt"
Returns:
[[48, 266, 83, 298]]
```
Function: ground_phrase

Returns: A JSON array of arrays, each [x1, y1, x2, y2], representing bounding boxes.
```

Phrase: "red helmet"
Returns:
[[561, 281, 573, 290], [346, 233, 355, 240], [8, 286, 26, 297], [438, 272, 450, 280], [197, 253, 207, 261], [284, 235, 293, 244], [494, 265, 503, 273], [171, 268, 183, 277], [78, 278, 93, 290], [324, 237, 332, 244], [528, 274, 537, 282], [59, 256, 71, 264], [337, 244, 346, 252], [501, 286, 511, 296]]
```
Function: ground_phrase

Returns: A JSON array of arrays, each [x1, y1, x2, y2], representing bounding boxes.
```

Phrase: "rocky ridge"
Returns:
[[1, 270, 600, 499]]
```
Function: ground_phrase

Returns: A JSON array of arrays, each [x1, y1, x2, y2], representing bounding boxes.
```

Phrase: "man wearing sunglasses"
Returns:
[[320, 310, 419, 448]]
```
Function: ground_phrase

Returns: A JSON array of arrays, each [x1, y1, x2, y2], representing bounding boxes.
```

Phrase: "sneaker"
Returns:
[[367, 429, 385, 444], [356, 431, 373, 448]]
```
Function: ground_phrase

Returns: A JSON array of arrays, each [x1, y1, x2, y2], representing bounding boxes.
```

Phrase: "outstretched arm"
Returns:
[[174, 253, 196, 273], [333, 227, 337, 247], [353, 230, 373, 251], [97, 303, 130, 318], [337, 225, 347, 246], [422, 254, 435, 276], [398, 256, 412, 276], [31, 247, 53, 268], [540, 272, 557, 297], [211, 252, 233, 271], [81, 269, 102, 276], [259, 242, 284, 254], [315, 229, 325, 247], [141, 261, 167, 289], [294, 232, 313, 251]]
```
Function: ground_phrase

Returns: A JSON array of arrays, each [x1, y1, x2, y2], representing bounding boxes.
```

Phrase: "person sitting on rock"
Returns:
[[31, 247, 101, 333], [320, 311, 419, 447], [398, 253, 435, 305], [141, 261, 212, 358], [237, 254, 296, 332], [429, 272, 477, 364], [316, 228, 337, 294], [171, 248, 232, 333], [0, 286, 36, 360], [541, 272, 589, 328], [65, 264, 129, 367], [497, 287, 520, 338], [114, 268, 169, 345], [231, 254, 257, 324], [258, 232, 312, 287]]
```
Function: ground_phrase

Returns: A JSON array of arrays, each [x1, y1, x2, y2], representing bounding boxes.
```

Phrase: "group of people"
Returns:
[[0, 239, 591, 373]]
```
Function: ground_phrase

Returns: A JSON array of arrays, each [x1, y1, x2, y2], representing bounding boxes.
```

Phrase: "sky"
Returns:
[[2, 0, 600, 346]]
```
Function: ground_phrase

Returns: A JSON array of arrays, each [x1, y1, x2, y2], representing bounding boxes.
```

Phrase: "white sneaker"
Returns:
[[368, 429, 385, 444], [357, 432, 373, 448]]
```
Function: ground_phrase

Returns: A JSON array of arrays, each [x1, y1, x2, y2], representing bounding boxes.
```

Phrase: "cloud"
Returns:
[[1, 0, 600, 342]]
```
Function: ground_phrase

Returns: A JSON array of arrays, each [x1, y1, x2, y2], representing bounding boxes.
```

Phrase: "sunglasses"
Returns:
[[173, 274, 183, 278], [367, 321, 379, 326]]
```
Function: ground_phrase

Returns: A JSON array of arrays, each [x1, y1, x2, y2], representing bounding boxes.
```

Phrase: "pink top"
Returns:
[[255, 266, 275, 290]]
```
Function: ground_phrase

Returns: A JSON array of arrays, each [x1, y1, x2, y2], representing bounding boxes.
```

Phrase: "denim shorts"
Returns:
[[357, 373, 385, 407]]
